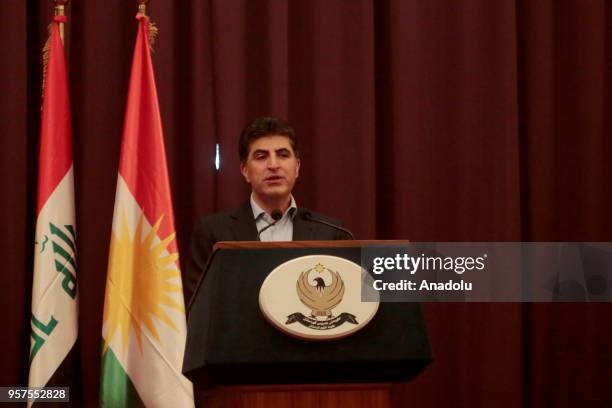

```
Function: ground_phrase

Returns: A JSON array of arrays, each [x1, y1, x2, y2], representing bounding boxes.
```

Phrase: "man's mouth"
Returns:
[[265, 175, 284, 182]]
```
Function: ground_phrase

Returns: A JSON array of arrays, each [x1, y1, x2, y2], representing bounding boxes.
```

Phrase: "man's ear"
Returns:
[[295, 159, 300, 179], [240, 162, 250, 183]]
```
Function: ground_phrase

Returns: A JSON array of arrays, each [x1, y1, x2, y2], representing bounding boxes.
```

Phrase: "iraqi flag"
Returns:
[[100, 12, 194, 407], [29, 13, 80, 407]]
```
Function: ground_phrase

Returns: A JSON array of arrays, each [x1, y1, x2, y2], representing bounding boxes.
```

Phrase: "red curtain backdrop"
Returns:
[[1, 1, 610, 406]]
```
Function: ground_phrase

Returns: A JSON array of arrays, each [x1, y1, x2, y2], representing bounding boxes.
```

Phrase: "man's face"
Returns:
[[240, 134, 300, 202]]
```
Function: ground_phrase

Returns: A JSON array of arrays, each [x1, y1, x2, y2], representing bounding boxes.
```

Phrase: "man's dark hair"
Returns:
[[239, 117, 299, 163]]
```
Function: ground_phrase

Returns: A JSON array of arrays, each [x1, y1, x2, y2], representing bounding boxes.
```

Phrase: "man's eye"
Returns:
[[254, 154, 266, 160]]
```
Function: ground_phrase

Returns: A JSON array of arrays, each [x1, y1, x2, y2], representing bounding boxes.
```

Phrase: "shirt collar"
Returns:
[[250, 194, 297, 222]]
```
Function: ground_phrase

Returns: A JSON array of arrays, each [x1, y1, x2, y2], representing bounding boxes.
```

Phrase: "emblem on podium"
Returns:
[[259, 255, 379, 340]]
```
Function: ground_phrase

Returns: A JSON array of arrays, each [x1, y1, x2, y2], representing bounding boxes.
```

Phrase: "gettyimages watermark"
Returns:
[[361, 243, 612, 302]]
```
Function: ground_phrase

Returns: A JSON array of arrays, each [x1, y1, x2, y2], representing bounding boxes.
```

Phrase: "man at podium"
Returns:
[[184, 116, 352, 302]]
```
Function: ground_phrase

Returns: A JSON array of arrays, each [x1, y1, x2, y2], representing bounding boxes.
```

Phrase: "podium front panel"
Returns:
[[184, 245, 431, 387]]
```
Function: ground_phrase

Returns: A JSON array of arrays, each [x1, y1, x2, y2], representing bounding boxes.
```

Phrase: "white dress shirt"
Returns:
[[250, 194, 297, 242]]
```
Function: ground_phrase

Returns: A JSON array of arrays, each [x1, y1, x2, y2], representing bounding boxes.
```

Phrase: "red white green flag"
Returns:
[[29, 13, 79, 406], [100, 11, 194, 407]]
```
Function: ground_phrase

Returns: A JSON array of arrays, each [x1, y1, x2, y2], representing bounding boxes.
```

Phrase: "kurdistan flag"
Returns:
[[100, 11, 194, 408], [29, 12, 79, 406]]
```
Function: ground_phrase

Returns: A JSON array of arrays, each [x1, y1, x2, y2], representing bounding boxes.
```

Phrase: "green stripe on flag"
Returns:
[[100, 346, 145, 408]]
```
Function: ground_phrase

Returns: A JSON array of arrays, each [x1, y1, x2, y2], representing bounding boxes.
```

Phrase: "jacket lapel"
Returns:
[[230, 201, 259, 241], [293, 208, 314, 241]]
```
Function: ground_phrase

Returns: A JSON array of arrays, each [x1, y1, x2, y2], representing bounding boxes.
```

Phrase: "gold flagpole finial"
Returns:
[[54, 0, 68, 16], [54, 0, 68, 43], [137, 0, 149, 15], [137, 0, 157, 49]]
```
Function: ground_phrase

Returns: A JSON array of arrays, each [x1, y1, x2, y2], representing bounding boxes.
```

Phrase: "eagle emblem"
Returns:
[[296, 263, 345, 318], [284, 263, 357, 331]]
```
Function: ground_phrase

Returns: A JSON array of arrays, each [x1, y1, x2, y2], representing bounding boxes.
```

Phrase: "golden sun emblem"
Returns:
[[103, 209, 184, 353]]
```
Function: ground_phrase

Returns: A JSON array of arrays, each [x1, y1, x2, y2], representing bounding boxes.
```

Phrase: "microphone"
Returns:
[[257, 209, 283, 240], [301, 211, 354, 239]]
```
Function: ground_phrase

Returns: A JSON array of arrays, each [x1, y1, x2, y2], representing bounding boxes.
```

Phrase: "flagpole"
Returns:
[[100, 0, 194, 404], [54, 0, 69, 44], [30, 0, 79, 404]]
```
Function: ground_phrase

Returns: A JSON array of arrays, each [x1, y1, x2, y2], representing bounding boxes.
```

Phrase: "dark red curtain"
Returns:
[[1, 0, 610, 406]]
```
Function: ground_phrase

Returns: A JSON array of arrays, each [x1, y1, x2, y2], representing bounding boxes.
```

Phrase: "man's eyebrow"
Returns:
[[251, 147, 291, 156]]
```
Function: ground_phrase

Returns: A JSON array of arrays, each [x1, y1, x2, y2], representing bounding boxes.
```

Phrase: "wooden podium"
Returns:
[[183, 241, 431, 407]]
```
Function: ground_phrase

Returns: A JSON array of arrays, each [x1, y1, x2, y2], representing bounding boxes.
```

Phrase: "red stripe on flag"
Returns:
[[38, 21, 72, 214], [118, 16, 178, 255]]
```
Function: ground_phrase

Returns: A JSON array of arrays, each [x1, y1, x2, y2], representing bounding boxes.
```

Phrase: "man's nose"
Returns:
[[267, 155, 280, 169]]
